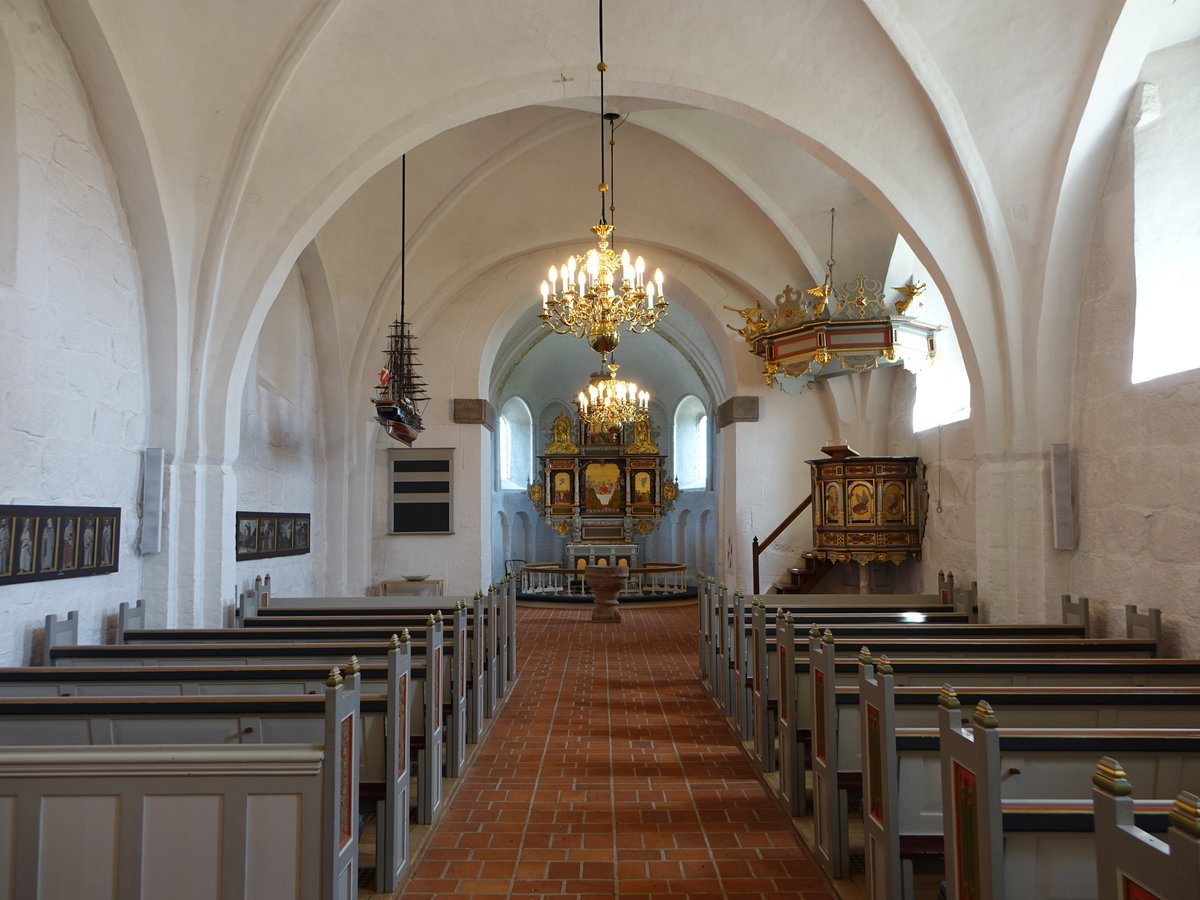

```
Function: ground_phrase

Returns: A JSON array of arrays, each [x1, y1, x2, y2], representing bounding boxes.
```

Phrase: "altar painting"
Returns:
[[584, 462, 622, 513]]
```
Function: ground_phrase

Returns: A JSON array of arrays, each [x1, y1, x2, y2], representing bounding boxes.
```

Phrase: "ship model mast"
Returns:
[[372, 154, 427, 445]]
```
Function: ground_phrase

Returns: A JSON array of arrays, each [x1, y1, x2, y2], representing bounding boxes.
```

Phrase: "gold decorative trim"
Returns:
[[1092, 756, 1133, 797]]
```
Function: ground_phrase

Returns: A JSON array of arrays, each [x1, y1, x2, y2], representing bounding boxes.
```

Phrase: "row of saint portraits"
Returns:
[[0, 505, 120, 586], [236, 511, 311, 561]]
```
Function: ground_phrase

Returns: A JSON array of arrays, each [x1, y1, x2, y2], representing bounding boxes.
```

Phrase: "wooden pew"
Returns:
[[1092, 757, 1200, 900], [934, 696, 1194, 900], [0, 638, 428, 892], [849, 664, 1200, 897], [771, 613, 1167, 813], [766, 610, 1161, 800], [0, 667, 361, 900], [705, 581, 962, 714], [241, 589, 502, 735], [110, 604, 472, 783], [804, 635, 1200, 882], [711, 582, 970, 739], [50, 621, 450, 829], [741, 598, 970, 763]]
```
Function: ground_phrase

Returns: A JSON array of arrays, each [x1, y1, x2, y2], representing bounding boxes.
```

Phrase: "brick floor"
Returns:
[[399, 604, 836, 899]]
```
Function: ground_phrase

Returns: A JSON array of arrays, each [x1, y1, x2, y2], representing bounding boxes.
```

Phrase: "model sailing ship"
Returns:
[[371, 153, 427, 445], [372, 316, 427, 445]]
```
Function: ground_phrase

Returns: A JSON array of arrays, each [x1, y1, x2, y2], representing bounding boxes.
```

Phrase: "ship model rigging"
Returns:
[[372, 155, 428, 445]]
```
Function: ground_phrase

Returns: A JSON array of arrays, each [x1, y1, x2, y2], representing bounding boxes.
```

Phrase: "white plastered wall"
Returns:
[[1068, 38, 1200, 656], [234, 266, 325, 601], [0, 0, 146, 665]]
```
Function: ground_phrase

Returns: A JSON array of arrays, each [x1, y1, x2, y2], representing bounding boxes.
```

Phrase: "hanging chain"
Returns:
[[400, 154, 406, 323], [826, 207, 836, 274], [597, 0, 608, 226]]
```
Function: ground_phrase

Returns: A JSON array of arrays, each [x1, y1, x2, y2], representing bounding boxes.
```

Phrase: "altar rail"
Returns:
[[520, 562, 688, 596]]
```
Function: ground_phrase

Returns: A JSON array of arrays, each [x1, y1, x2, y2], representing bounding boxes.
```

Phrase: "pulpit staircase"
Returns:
[[751, 445, 858, 594], [751, 493, 834, 594]]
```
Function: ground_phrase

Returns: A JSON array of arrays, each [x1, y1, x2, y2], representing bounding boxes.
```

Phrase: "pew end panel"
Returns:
[[859, 651, 906, 900], [377, 635, 413, 894], [938, 691, 1005, 900], [117, 599, 146, 644], [41, 611, 78, 667], [322, 668, 361, 900], [1093, 757, 1200, 900], [1126, 604, 1163, 646], [811, 628, 851, 880], [1061, 594, 1091, 638], [0, 744, 328, 900]]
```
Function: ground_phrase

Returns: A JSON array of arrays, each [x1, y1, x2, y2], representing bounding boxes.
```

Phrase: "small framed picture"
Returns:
[[294, 519, 309, 551], [59, 517, 79, 571], [0, 516, 13, 577], [277, 518, 294, 551], [79, 517, 98, 568], [236, 512, 310, 561], [258, 518, 276, 552], [37, 517, 58, 573]]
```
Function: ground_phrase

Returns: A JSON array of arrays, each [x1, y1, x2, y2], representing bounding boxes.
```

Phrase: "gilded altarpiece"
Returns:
[[809, 456, 926, 565], [529, 415, 677, 564]]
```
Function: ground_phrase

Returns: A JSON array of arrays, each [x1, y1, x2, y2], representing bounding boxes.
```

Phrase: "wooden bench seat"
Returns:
[[40, 627, 443, 893], [0, 670, 361, 899], [1092, 758, 1200, 900], [766, 617, 1163, 810], [239, 584, 513, 723], [771, 648, 1200, 817], [933, 695, 1198, 900], [62, 606, 475, 779], [806, 638, 1200, 881], [252, 576, 518, 709]]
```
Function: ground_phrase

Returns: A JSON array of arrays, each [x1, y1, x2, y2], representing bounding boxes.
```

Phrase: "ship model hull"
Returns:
[[373, 401, 422, 446]]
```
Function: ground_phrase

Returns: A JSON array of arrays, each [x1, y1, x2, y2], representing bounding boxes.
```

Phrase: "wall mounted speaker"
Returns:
[[1050, 443, 1075, 550], [141, 447, 165, 554]]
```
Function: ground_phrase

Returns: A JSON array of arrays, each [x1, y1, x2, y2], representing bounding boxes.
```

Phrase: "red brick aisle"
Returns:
[[401, 605, 837, 899]]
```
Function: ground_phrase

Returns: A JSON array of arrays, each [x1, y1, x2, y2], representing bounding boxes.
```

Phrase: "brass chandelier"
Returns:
[[537, 1, 667, 358], [576, 362, 649, 430]]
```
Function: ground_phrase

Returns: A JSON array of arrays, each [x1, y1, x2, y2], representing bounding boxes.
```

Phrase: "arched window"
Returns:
[[673, 395, 708, 490], [1131, 51, 1200, 383], [884, 235, 971, 432], [498, 397, 532, 490]]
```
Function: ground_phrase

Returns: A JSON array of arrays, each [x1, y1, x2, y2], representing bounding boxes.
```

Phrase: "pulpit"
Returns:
[[808, 454, 927, 565]]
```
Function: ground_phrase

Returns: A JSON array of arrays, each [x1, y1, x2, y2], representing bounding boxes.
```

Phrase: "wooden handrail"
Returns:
[[752, 494, 813, 595]]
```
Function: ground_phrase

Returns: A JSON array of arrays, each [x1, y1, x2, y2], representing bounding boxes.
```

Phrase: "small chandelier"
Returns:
[[576, 362, 650, 429], [537, 0, 667, 358]]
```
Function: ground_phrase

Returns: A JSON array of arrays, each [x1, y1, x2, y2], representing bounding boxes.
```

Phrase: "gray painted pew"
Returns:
[[0, 639, 426, 893], [48, 620, 449, 829], [704, 579, 965, 712], [1092, 758, 1200, 900], [742, 599, 969, 766], [805, 636, 1200, 882], [934, 697, 1193, 900], [0, 667, 362, 900], [239, 588, 505, 733], [77, 606, 471, 785], [771, 617, 1167, 815], [238, 597, 487, 746]]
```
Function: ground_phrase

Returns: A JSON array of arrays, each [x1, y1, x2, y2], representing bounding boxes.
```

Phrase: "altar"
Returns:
[[527, 413, 678, 564]]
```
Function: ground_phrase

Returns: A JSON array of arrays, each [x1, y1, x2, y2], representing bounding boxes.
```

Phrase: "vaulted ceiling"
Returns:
[[43, 0, 1200, 452]]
